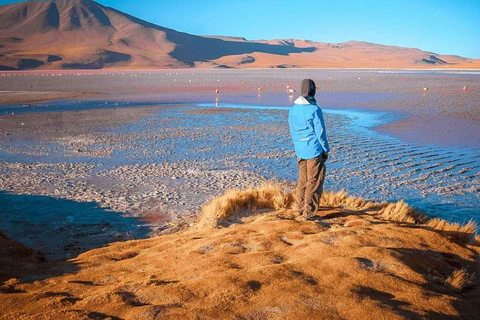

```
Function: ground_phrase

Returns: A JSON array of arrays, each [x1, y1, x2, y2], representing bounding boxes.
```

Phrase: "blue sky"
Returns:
[[1, 0, 480, 58]]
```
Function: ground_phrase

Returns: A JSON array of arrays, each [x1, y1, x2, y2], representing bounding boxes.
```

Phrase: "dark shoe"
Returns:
[[302, 214, 317, 221]]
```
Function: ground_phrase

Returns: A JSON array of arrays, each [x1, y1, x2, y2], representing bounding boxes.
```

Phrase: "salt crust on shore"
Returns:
[[1, 186, 479, 319], [0, 91, 95, 106]]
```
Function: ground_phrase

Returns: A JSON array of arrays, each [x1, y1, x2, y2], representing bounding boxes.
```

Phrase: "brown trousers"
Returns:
[[295, 155, 326, 218]]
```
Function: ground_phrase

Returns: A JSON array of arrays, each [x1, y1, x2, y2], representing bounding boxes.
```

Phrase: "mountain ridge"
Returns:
[[0, 0, 479, 70]]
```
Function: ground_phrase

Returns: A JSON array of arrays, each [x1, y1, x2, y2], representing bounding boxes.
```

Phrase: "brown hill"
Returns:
[[1, 186, 479, 319], [0, 0, 479, 70]]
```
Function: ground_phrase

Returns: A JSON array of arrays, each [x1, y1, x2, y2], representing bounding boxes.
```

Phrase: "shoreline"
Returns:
[[2, 68, 478, 149], [0, 70, 479, 260], [3, 96, 479, 150], [1, 100, 479, 261], [0, 91, 98, 106], [1, 97, 479, 210]]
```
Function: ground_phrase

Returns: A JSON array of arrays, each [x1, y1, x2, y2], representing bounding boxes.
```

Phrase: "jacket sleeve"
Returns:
[[313, 108, 330, 153]]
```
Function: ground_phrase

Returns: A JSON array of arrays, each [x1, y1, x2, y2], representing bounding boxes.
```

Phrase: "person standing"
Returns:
[[288, 79, 330, 221]]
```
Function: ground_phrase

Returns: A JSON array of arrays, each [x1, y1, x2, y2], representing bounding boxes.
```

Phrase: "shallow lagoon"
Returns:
[[1, 99, 479, 220], [0, 70, 479, 259]]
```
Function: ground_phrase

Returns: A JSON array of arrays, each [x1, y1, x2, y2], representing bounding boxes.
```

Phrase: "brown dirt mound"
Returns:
[[0, 231, 45, 285], [1, 187, 479, 319]]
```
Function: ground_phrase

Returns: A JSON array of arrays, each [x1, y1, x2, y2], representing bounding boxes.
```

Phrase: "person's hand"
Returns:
[[323, 152, 329, 160]]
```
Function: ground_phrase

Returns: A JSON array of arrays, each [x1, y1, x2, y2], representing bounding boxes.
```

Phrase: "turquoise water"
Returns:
[[4, 99, 477, 223], [0, 98, 479, 261], [195, 103, 480, 224]]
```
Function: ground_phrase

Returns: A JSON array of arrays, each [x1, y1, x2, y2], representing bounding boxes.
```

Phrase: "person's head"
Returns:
[[301, 79, 316, 98]]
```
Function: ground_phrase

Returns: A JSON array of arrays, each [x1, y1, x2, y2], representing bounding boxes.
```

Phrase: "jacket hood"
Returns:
[[294, 96, 317, 105]]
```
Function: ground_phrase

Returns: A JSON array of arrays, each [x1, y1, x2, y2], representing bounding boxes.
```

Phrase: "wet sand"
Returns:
[[0, 91, 96, 106], [0, 105, 273, 258], [1, 69, 479, 147]]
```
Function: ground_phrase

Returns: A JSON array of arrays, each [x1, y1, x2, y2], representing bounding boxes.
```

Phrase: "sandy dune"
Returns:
[[1, 186, 479, 319], [0, 0, 479, 70]]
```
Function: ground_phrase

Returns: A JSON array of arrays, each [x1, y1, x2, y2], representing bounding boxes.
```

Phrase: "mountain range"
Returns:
[[0, 0, 479, 70]]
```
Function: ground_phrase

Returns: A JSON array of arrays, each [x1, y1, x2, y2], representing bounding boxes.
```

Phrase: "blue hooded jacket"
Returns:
[[288, 96, 330, 160]]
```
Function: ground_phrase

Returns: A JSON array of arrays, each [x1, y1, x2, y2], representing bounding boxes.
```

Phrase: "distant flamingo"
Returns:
[[215, 89, 220, 107], [288, 88, 296, 95], [462, 86, 467, 91], [258, 86, 263, 92], [422, 87, 429, 91]]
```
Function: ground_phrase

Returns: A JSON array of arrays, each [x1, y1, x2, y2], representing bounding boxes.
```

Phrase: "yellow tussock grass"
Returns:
[[197, 184, 477, 244], [426, 219, 478, 244], [197, 184, 294, 228], [444, 268, 476, 292], [377, 200, 428, 224], [321, 190, 427, 224], [320, 190, 378, 210]]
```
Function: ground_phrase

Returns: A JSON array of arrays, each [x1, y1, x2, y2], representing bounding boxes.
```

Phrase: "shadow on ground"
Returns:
[[353, 248, 480, 319], [0, 191, 150, 261]]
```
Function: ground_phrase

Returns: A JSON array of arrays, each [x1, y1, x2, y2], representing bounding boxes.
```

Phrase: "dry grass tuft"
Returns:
[[320, 190, 378, 210], [197, 184, 294, 228], [197, 184, 478, 245], [427, 219, 478, 244], [377, 200, 428, 224], [321, 191, 428, 224], [196, 185, 426, 228], [444, 268, 476, 292], [198, 186, 381, 228]]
